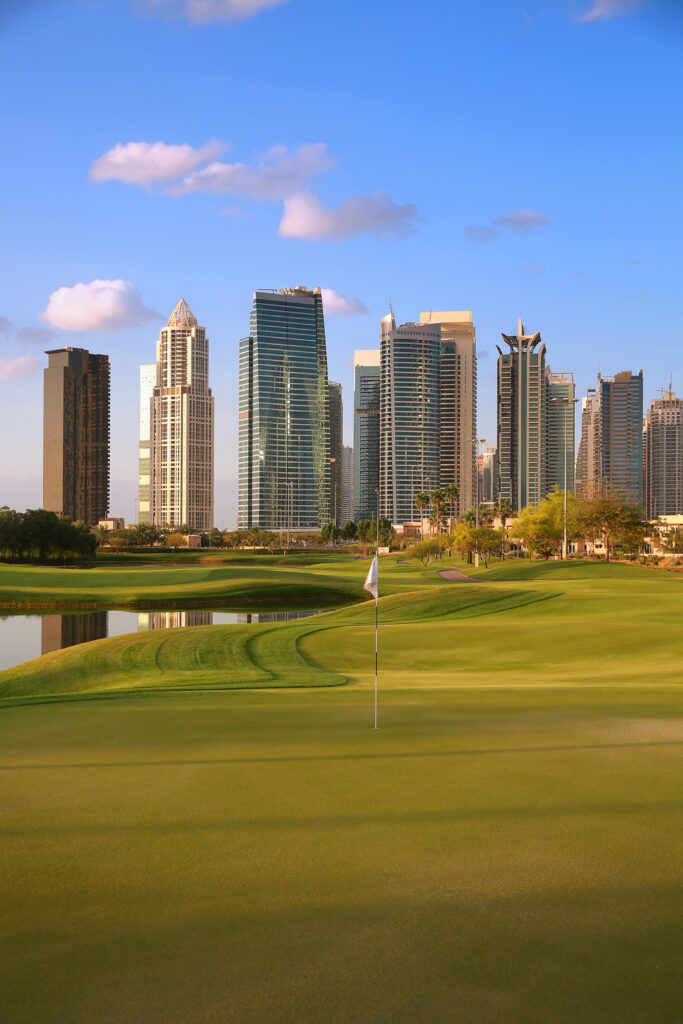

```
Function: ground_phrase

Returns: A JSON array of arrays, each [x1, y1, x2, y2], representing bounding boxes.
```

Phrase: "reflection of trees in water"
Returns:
[[138, 611, 213, 631], [41, 612, 108, 655]]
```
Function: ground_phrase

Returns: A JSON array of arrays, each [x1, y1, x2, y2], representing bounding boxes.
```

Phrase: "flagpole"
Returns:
[[374, 500, 379, 729]]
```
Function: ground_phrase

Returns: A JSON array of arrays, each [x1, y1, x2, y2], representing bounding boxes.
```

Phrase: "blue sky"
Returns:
[[1, 0, 681, 526]]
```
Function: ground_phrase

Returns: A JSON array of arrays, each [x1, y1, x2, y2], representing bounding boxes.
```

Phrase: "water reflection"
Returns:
[[138, 611, 213, 630], [41, 611, 108, 655]]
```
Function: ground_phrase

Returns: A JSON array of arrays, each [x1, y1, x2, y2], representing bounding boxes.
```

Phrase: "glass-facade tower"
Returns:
[[497, 320, 547, 510], [379, 313, 441, 524], [238, 287, 330, 530], [599, 370, 644, 507], [644, 389, 683, 518], [546, 372, 576, 494], [353, 350, 380, 521]]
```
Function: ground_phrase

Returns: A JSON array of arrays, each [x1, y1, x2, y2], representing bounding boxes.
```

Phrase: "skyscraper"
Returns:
[[341, 444, 354, 524], [477, 443, 498, 504], [238, 287, 330, 530], [643, 387, 683, 518], [496, 320, 548, 510], [575, 388, 600, 495], [138, 363, 156, 523], [379, 312, 441, 524], [599, 370, 644, 506], [145, 299, 214, 530], [353, 349, 380, 521], [418, 310, 477, 515], [43, 346, 110, 524], [328, 381, 343, 525], [546, 372, 576, 494]]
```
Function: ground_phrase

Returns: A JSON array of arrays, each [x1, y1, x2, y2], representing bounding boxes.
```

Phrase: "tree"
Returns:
[[661, 526, 683, 555], [430, 489, 445, 538], [493, 497, 514, 558], [414, 492, 429, 539], [473, 526, 504, 568], [443, 484, 459, 531], [341, 520, 357, 541], [356, 519, 374, 554], [377, 517, 394, 548], [450, 521, 476, 562], [406, 539, 440, 565], [93, 525, 111, 548], [574, 487, 646, 562], [166, 532, 185, 548], [514, 490, 568, 559], [320, 522, 341, 545]]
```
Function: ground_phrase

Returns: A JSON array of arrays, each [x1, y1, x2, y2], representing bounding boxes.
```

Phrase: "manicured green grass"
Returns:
[[0, 558, 681, 1022]]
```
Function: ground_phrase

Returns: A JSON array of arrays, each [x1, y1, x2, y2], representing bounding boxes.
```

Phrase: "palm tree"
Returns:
[[93, 525, 110, 548], [415, 492, 429, 541], [430, 489, 445, 547], [443, 484, 459, 531], [493, 497, 514, 559]]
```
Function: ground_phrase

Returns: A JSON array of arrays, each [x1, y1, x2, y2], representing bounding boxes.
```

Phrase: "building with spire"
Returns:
[[643, 385, 683, 518], [141, 299, 214, 531], [43, 346, 110, 524], [238, 287, 330, 531]]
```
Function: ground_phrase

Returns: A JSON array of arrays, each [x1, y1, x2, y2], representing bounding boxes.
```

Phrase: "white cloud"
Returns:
[[0, 356, 40, 382], [464, 225, 498, 243], [279, 190, 421, 240], [578, 0, 644, 23], [172, 143, 334, 200], [0, 316, 11, 339], [140, 0, 289, 24], [16, 325, 56, 346], [90, 140, 224, 186], [321, 289, 368, 316], [39, 280, 159, 332], [493, 208, 551, 234]]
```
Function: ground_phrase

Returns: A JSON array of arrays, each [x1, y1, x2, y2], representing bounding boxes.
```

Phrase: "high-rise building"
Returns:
[[418, 311, 477, 515], [379, 312, 441, 524], [575, 388, 600, 495], [599, 370, 643, 507], [477, 443, 498, 504], [328, 381, 343, 525], [353, 349, 380, 521], [341, 444, 354, 524], [546, 372, 576, 494], [496, 320, 548, 510], [643, 387, 683, 519], [138, 363, 156, 522], [145, 299, 214, 530], [238, 287, 330, 530], [43, 347, 110, 524]]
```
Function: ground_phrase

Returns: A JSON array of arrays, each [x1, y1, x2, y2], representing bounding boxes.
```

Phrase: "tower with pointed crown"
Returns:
[[138, 299, 214, 530]]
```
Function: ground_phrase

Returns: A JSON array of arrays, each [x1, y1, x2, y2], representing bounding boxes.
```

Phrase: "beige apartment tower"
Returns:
[[419, 310, 477, 515], [142, 299, 214, 530], [43, 346, 110, 524]]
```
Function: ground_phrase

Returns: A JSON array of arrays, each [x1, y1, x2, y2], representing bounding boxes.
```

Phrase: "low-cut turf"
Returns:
[[0, 557, 681, 1023]]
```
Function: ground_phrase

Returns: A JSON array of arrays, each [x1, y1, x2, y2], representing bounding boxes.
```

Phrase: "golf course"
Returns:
[[1, 554, 681, 1023]]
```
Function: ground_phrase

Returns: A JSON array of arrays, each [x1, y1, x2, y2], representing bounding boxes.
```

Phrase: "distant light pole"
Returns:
[[551, 397, 579, 559]]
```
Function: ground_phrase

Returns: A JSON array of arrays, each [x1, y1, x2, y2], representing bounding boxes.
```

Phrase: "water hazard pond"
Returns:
[[0, 608, 329, 673]]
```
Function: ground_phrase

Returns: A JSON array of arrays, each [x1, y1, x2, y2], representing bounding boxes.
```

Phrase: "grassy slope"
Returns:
[[1, 558, 681, 1022]]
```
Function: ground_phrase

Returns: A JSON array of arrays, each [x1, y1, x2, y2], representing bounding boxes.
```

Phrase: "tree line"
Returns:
[[0, 508, 97, 563]]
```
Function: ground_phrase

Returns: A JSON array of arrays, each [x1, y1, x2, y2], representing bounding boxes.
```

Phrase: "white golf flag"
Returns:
[[364, 555, 378, 599]]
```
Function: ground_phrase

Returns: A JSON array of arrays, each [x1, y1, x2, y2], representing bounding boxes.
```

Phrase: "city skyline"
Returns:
[[1, 1, 681, 525]]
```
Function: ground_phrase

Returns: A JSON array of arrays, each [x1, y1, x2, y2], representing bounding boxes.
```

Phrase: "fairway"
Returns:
[[1, 558, 682, 1023]]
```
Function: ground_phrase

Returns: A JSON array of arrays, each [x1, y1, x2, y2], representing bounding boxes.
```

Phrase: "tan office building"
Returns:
[[142, 299, 214, 530], [43, 346, 110, 524]]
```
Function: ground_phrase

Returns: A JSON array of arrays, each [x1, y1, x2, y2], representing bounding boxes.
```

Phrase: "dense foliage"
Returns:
[[0, 507, 97, 562]]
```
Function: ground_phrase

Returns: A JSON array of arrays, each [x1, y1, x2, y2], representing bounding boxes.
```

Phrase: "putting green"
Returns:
[[0, 558, 681, 1022]]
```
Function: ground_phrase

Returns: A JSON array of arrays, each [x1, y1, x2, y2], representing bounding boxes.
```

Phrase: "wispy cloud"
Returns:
[[623, 256, 646, 264], [522, 263, 544, 274], [172, 144, 334, 200], [90, 140, 224, 186], [493, 208, 551, 234], [0, 355, 41, 382], [0, 316, 12, 339], [40, 280, 159, 332], [577, 0, 645, 24], [464, 225, 497, 243], [139, 0, 289, 24], [16, 325, 56, 346], [279, 190, 421, 240], [571, 270, 587, 279], [321, 289, 368, 316]]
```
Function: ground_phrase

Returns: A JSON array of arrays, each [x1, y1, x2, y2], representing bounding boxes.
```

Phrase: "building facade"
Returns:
[[353, 349, 380, 521], [599, 370, 644, 507], [341, 444, 354, 524], [496, 320, 548, 510], [143, 299, 214, 531], [419, 310, 477, 515], [238, 287, 330, 530], [575, 388, 600, 495], [643, 388, 683, 519], [477, 443, 498, 504], [379, 312, 441, 524], [546, 372, 576, 494], [43, 347, 110, 524], [328, 381, 343, 525]]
